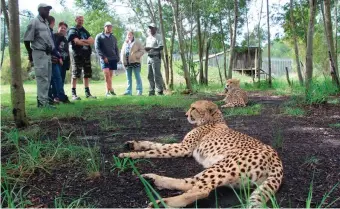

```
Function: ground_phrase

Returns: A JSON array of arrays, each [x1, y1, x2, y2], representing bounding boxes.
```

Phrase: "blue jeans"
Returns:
[[125, 66, 142, 95], [49, 64, 66, 101], [60, 59, 69, 85]]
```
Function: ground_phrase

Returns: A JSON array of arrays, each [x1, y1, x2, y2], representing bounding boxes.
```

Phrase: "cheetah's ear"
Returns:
[[207, 101, 218, 114]]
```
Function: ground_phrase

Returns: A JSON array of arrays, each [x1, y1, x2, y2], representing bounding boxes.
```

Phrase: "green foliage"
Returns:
[[222, 104, 262, 117], [305, 78, 339, 105], [262, 39, 292, 58], [272, 129, 284, 149], [283, 107, 305, 116], [50, 9, 77, 30], [329, 123, 340, 128], [1, 47, 30, 84], [84, 10, 125, 47], [111, 156, 153, 176], [130, 162, 168, 208]]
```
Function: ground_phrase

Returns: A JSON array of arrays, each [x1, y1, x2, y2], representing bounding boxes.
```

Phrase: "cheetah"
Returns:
[[222, 78, 248, 108], [119, 100, 283, 208]]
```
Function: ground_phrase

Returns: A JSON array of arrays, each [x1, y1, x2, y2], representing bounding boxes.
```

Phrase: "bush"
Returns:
[[1, 47, 30, 85]]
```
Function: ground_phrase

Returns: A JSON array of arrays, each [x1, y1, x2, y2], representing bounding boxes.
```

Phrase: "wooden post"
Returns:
[[285, 67, 292, 87], [255, 48, 258, 79]]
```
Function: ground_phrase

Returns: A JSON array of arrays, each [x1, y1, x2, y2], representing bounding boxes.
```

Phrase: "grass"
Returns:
[[229, 173, 339, 208], [158, 136, 179, 144], [53, 189, 95, 208], [222, 103, 263, 117], [111, 156, 153, 176], [283, 106, 305, 116], [272, 129, 284, 149], [130, 161, 168, 208], [329, 123, 340, 128]]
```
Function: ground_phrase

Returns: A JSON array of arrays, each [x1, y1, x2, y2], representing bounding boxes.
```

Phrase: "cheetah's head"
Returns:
[[225, 79, 240, 92], [185, 100, 224, 126]]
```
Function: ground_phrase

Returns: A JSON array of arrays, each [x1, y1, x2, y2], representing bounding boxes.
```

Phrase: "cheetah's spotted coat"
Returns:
[[119, 100, 283, 208]]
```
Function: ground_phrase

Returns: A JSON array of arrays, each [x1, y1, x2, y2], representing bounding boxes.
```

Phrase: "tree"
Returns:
[[170, 0, 192, 91], [323, 0, 340, 88], [290, 0, 304, 86], [266, 0, 272, 87], [158, 0, 170, 88], [256, 0, 264, 82], [1, 0, 29, 127], [227, 0, 238, 79], [305, 0, 317, 94]]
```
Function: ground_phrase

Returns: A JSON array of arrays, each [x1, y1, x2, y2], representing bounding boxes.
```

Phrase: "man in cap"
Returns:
[[67, 16, 96, 100], [145, 23, 164, 96], [94, 22, 120, 96], [24, 3, 56, 108]]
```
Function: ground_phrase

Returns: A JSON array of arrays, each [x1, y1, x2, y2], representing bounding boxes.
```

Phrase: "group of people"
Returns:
[[24, 3, 165, 109]]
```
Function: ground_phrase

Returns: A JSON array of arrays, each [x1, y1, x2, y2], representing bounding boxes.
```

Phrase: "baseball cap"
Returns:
[[104, 22, 113, 27], [148, 23, 157, 28], [37, 3, 52, 10]]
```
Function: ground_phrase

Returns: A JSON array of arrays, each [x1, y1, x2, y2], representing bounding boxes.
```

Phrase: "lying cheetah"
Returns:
[[119, 100, 283, 208], [222, 78, 248, 108]]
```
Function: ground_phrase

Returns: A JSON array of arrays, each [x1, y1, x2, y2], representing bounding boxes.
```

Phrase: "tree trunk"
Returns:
[[335, 0, 338, 65], [144, 0, 157, 24], [285, 67, 292, 87], [171, 0, 192, 90], [169, 24, 175, 90], [196, 11, 204, 85], [290, 0, 304, 86], [305, 0, 317, 94], [245, 4, 253, 81], [7, 0, 29, 127], [204, 38, 210, 85], [157, 0, 170, 87], [214, 51, 224, 87], [1, 16, 6, 67], [227, 0, 238, 79], [335, 0, 338, 63], [218, 14, 227, 80], [257, 0, 264, 82], [266, 0, 272, 87], [324, 0, 339, 81]]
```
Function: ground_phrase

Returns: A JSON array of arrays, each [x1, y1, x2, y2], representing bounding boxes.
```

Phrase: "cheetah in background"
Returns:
[[222, 78, 248, 108], [119, 100, 283, 208]]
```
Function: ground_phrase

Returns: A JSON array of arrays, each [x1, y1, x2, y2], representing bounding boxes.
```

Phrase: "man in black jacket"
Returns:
[[95, 22, 120, 96], [67, 16, 96, 100]]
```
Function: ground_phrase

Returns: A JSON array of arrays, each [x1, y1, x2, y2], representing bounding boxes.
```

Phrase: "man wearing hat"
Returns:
[[95, 22, 120, 96], [67, 16, 96, 100], [145, 23, 164, 96], [24, 3, 56, 108]]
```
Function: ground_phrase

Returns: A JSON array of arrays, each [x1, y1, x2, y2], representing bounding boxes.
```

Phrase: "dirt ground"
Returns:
[[4, 92, 340, 208]]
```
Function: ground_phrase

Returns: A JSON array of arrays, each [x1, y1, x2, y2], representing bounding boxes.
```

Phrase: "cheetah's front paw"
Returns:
[[124, 140, 137, 150], [142, 173, 166, 190]]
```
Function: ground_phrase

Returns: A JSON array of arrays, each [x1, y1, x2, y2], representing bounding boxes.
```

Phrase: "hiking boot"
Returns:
[[61, 97, 73, 104], [157, 91, 164, 95], [38, 102, 56, 109], [149, 91, 155, 96], [109, 90, 116, 96], [72, 94, 81, 100], [106, 92, 114, 97], [86, 93, 97, 99], [54, 98, 61, 104]]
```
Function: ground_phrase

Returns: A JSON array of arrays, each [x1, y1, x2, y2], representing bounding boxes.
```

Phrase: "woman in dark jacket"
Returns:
[[55, 21, 71, 85]]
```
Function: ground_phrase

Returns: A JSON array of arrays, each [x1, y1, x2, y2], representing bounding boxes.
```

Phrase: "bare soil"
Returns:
[[2, 92, 340, 208]]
